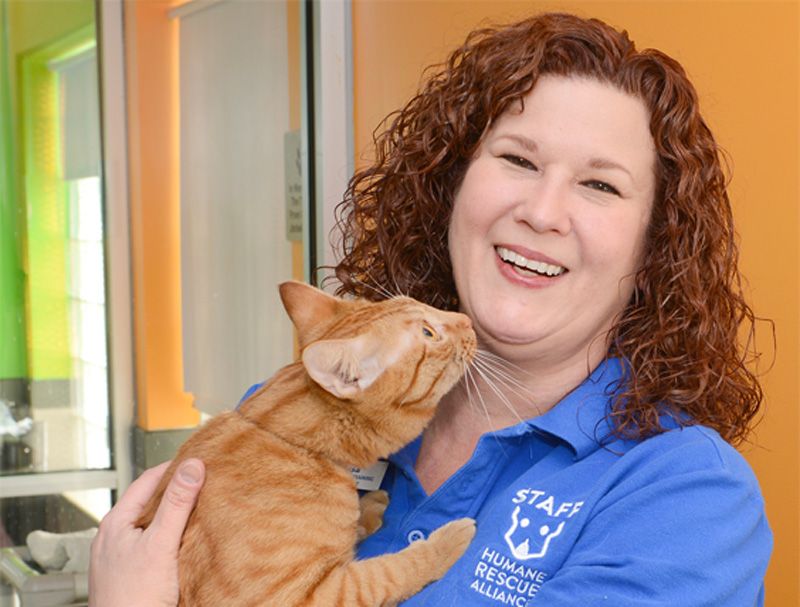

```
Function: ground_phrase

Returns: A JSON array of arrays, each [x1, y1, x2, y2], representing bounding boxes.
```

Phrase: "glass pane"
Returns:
[[0, 490, 109, 606], [1, 1, 110, 476]]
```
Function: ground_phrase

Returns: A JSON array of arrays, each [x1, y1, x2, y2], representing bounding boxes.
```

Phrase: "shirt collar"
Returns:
[[526, 357, 627, 460]]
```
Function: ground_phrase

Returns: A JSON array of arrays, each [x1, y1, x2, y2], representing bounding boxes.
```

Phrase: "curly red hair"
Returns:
[[332, 12, 764, 445]]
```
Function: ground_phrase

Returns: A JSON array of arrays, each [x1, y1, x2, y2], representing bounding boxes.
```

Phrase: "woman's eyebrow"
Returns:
[[588, 157, 633, 180], [496, 133, 539, 154]]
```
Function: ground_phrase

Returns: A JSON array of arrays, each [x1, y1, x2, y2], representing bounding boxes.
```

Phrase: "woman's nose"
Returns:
[[510, 175, 572, 235]]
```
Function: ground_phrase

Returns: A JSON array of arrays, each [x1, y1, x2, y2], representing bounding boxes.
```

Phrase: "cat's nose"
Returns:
[[454, 314, 472, 332], [448, 312, 472, 331], [442, 309, 472, 329]]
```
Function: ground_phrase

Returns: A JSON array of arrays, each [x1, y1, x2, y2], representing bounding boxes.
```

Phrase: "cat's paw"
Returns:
[[357, 490, 390, 540], [426, 518, 476, 569]]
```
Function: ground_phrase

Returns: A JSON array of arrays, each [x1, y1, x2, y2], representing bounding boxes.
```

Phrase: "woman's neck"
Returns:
[[457, 348, 603, 426], [414, 347, 606, 495]]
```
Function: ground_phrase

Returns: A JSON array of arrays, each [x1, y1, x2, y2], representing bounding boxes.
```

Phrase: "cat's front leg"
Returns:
[[304, 517, 476, 607], [357, 490, 389, 541]]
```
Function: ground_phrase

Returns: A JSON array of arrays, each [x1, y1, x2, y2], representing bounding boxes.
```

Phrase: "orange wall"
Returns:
[[124, 0, 197, 430], [352, 1, 798, 604]]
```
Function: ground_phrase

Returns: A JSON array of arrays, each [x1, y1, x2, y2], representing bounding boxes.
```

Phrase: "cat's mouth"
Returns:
[[495, 246, 567, 278]]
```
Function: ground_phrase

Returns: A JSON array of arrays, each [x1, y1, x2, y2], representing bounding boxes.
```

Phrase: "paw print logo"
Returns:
[[503, 505, 565, 560]]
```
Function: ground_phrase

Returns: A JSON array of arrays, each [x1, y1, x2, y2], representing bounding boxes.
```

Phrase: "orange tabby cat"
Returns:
[[136, 281, 477, 606]]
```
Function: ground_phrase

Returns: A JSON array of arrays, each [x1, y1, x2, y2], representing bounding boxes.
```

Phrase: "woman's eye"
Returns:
[[501, 155, 537, 170], [422, 324, 438, 340], [584, 180, 621, 196]]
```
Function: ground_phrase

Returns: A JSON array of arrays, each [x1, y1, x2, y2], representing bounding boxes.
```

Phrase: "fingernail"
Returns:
[[178, 461, 202, 485]]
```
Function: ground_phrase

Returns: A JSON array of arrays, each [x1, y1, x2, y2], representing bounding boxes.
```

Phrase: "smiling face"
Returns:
[[448, 75, 657, 369]]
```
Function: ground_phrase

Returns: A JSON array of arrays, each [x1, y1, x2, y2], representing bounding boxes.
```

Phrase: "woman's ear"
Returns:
[[279, 281, 340, 349], [301, 334, 386, 400]]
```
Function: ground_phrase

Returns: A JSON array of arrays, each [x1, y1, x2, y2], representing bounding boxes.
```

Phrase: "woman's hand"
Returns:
[[89, 458, 205, 607]]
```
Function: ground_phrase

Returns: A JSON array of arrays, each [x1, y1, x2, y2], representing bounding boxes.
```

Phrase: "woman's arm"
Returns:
[[88, 458, 205, 607]]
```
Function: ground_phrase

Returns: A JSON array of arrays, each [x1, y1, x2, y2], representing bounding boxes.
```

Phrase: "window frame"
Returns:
[[0, 0, 133, 501]]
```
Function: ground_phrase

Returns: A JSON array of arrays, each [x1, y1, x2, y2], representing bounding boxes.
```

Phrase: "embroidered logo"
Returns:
[[503, 489, 584, 560], [504, 505, 566, 560]]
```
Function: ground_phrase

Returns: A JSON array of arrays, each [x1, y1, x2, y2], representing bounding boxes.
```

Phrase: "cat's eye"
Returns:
[[422, 323, 439, 340]]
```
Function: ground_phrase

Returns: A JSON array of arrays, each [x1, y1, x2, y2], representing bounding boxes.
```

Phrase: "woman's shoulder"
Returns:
[[679, 424, 762, 480], [600, 422, 767, 507], [635, 422, 758, 472]]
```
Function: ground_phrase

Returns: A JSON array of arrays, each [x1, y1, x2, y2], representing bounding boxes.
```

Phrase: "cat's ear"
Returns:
[[279, 281, 340, 348], [302, 334, 389, 400]]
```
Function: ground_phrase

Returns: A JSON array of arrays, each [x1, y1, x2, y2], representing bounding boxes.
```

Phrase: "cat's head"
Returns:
[[279, 281, 476, 447]]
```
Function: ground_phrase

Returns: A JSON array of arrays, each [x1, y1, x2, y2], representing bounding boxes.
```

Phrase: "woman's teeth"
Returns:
[[496, 246, 565, 277]]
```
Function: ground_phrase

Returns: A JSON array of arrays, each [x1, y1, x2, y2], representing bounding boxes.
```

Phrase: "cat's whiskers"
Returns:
[[475, 349, 535, 378], [376, 267, 410, 300], [471, 367, 531, 412], [392, 276, 408, 299], [461, 365, 513, 457], [367, 270, 402, 300], [462, 365, 493, 428], [472, 355, 537, 401], [351, 273, 398, 300], [473, 351, 544, 413], [361, 268, 414, 301], [469, 362, 526, 426]]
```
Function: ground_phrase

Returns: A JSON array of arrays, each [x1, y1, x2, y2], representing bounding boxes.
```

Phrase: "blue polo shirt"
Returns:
[[355, 358, 772, 606]]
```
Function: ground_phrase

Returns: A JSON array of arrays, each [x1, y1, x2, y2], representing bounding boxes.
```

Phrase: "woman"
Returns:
[[90, 13, 771, 605]]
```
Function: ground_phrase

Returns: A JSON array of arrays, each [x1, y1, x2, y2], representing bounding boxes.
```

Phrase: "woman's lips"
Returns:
[[495, 245, 567, 278]]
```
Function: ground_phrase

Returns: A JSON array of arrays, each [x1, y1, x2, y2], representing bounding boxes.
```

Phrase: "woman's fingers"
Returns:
[[146, 459, 205, 552], [89, 460, 204, 607], [101, 460, 173, 528]]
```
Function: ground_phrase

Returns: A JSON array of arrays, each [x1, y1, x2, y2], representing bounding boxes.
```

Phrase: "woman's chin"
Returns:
[[475, 325, 550, 355]]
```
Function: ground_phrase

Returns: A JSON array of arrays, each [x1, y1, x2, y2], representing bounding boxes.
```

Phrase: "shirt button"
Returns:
[[406, 529, 426, 543]]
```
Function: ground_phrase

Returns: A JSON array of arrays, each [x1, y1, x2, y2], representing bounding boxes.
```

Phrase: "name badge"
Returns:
[[351, 460, 389, 491]]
